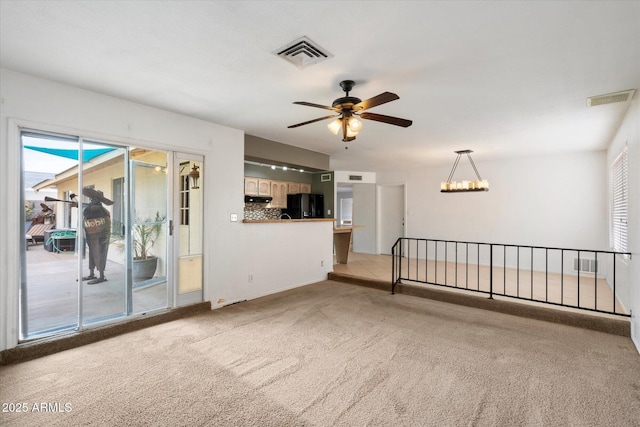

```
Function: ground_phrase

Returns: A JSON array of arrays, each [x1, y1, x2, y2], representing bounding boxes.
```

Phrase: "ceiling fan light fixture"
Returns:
[[345, 126, 359, 138], [348, 117, 362, 132], [327, 118, 342, 135]]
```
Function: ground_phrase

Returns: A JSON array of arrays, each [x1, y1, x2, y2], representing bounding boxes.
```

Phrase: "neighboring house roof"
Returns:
[[24, 171, 55, 189]]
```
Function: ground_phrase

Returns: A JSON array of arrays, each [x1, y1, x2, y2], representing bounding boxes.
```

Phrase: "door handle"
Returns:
[[169, 220, 174, 236]]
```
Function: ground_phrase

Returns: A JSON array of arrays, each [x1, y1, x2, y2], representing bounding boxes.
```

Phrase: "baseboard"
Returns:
[[0, 301, 211, 365]]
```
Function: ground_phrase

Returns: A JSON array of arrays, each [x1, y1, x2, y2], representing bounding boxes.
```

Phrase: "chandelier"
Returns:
[[440, 150, 489, 193]]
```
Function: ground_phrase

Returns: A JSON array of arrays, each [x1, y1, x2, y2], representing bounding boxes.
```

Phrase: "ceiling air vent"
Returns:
[[587, 89, 635, 107], [274, 36, 333, 69]]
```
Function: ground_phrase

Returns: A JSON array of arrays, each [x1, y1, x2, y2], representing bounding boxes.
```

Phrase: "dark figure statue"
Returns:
[[30, 203, 53, 226], [82, 188, 113, 285]]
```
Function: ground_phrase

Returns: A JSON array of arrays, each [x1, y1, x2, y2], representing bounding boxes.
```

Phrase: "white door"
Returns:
[[379, 184, 404, 255], [174, 153, 204, 307]]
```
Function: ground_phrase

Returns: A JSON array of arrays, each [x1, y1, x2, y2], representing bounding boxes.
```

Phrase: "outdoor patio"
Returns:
[[24, 243, 167, 336]]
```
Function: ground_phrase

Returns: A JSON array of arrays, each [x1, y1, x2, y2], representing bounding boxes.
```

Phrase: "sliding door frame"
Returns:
[[6, 118, 204, 348]]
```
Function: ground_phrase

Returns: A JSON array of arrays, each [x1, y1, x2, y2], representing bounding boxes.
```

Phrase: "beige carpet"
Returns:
[[1, 280, 639, 426]]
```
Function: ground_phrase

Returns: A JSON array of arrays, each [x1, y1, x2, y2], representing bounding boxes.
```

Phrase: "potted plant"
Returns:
[[132, 211, 166, 282]]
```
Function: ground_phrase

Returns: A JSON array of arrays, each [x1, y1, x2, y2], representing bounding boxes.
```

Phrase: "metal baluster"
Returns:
[[613, 253, 616, 314], [445, 241, 448, 286], [517, 246, 520, 297], [477, 244, 480, 291], [435, 241, 438, 284], [455, 242, 458, 287], [545, 248, 548, 302], [504, 246, 506, 294], [561, 250, 564, 306], [594, 252, 598, 311], [531, 247, 534, 301], [577, 250, 581, 309], [489, 244, 493, 299], [466, 242, 469, 289]]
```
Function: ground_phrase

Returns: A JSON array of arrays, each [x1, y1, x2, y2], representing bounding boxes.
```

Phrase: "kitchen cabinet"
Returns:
[[245, 177, 271, 196], [287, 182, 300, 194], [245, 176, 310, 199], [269, 180, 288, 208], [258, 179, 271, 196]]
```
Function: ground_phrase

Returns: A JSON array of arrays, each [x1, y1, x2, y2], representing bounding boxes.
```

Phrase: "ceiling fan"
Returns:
[[288, 80, 412, 142]]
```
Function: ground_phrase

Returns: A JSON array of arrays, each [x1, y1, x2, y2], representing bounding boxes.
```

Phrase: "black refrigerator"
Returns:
[[285, 194, 324, 219]]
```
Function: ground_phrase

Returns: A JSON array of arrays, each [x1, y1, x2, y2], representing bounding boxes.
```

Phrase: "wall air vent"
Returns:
[[349, 175, 363, 181], [573, 258, 602, 276], [273, 36, 333, 69], [587, 89, 635, 107]]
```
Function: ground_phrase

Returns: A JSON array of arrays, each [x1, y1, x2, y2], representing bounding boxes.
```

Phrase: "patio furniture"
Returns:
[[26, 223, 54, 247]]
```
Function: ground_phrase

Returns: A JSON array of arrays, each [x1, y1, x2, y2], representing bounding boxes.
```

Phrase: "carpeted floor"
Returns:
[[1, 280, 639, 426]]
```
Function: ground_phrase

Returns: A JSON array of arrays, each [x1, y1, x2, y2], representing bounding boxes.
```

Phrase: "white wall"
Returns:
[[607, 98, 639, 353], [240, 222, 334, 303], [0, 69, 334, 352], [377, 151, 609, 250]]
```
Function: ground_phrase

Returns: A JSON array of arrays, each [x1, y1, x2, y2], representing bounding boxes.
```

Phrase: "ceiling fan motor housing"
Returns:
[[339, 80, 355, 93], [332, 96, 362, 110]]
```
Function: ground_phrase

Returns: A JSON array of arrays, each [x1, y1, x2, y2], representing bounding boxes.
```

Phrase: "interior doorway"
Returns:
[[378, 184, 405, 255]]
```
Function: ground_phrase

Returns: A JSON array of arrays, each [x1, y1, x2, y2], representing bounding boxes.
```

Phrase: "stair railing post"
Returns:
[[489, 244, 494, 299]]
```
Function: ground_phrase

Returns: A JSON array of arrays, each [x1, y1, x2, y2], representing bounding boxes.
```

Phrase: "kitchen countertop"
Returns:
[[242, 218, 336, 224]]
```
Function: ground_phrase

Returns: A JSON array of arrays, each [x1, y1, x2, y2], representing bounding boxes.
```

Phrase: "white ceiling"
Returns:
[[1, 1, 638, 171]]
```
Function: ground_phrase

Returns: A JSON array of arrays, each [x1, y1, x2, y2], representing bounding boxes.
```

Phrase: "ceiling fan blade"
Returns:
[[293, 101, 339, 111], [288, 115, 338, 128], [359, 112, 413, 127], [353, 92, 399, 111]]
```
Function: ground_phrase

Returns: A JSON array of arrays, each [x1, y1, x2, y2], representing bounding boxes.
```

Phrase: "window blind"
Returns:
[[611, 149, 628, 252]]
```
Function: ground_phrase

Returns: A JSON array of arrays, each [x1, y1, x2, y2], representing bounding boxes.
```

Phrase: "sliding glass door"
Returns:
[[19, 130, 188, 341], [81, 141, 128, 325], [130, 159, 169, 314], [21, 132, 81, 337]]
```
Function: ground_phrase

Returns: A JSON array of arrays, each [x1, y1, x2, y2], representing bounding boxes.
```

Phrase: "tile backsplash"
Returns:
[[244, 203, 282, 220]]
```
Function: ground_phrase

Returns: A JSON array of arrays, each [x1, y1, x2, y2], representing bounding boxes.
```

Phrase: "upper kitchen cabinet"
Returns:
[[288, 182, 300, 194], [269, 180, 288, 208], [245, 177, 271, 196], [289, 182, 311, 194]]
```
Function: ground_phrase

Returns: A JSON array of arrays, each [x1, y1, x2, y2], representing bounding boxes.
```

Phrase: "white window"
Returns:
[[611, 148, 628, 252]]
